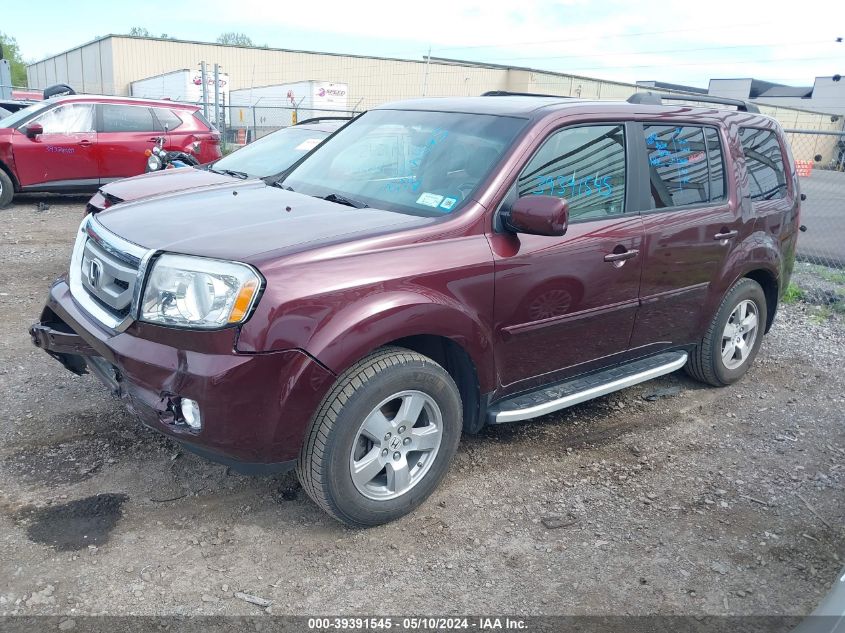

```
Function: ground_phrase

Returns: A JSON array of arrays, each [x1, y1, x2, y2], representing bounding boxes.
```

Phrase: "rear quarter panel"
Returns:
[[698, 116, 798, 334], [174, 109, 221, 163]]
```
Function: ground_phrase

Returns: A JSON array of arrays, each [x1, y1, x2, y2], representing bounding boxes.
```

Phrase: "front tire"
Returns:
[[686, 278, 767, 386], [0, 169, 14, 209], [297, 347, 462, 527]]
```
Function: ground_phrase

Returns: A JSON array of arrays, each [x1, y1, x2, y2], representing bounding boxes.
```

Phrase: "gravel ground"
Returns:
[[0, 197, 843, 617]]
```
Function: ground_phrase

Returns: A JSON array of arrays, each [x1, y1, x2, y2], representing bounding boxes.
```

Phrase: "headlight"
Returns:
[[147, 155, 162, 171], [140, 254, 262, 328]]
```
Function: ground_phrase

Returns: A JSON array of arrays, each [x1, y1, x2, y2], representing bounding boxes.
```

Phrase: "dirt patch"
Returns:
[[17, 494, 128, 551], [0, 199, 843, 617]]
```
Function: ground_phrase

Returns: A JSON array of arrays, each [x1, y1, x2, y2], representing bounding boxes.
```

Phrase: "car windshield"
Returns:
[[213, 126, 332, 178], [282, 109, 526, 216], [0, 100, 53, 129]]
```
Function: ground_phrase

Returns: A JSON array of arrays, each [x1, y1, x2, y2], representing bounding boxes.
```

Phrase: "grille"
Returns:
[[69, 218, 149, 329], [79, 238, 138, 317]]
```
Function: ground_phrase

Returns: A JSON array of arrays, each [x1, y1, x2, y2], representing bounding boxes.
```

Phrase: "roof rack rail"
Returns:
[[481, 90, 573, 99], [627, 91, 760, 114]]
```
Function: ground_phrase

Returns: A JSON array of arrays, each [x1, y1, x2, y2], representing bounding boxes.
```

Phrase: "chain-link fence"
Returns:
[[218, 103, 360, 145], [786, 129, 845, 269]]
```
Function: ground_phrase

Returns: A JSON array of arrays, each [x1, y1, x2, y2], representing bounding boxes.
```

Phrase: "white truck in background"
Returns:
[[130, 69, 230, 124], [228, 81, 350, 140]]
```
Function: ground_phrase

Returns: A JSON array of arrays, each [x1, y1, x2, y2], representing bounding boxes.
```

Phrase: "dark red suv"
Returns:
[[30, 92, 799, 526], [0, 95, 221, 207]]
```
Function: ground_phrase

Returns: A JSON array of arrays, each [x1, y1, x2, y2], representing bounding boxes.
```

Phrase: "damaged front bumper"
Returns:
[[30, 279, 335, 474]]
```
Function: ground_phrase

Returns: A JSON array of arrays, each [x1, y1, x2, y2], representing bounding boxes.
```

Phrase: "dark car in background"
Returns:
[[0, 95, 221, 207], [0, 99, 37, 114], [85, 117, 349, 213]]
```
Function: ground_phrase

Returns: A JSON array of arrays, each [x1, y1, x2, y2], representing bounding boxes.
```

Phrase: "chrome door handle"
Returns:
[[714, 230, 738, 240], [604, 249, 640, 263]]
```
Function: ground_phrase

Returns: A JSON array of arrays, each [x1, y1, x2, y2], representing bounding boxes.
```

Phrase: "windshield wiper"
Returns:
[[271, 182, 295, 191], [321, 192, 369, 209], [209, 167, 249, 179]]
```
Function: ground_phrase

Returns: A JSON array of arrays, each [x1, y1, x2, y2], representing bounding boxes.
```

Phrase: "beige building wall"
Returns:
[[26, 35, 844, 158]]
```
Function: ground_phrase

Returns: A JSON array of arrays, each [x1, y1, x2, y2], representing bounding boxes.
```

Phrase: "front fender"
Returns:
[[241, 291, 497, 393], [0, 149, 20, 190], [236, 235, 497, 391]]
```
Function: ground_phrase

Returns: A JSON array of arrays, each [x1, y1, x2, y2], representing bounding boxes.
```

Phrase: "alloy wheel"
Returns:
[[721, 299, 759, 370], [349, 390, 443, 500]]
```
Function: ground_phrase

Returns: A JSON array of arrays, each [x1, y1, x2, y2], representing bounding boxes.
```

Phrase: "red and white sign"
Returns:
[[795, 159, 814, 178]]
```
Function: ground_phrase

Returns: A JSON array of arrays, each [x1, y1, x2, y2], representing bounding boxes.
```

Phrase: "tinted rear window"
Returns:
[[739, 128, 787, 201], [100, 104, 156, 132], [153, 108, 183, 131], [644, 125, 726, 208], [705, 128, 726, 201], [192, 110, 216, 131]]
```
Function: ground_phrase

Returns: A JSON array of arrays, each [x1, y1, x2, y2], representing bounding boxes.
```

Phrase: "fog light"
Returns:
[[180, 398, 202, 430]]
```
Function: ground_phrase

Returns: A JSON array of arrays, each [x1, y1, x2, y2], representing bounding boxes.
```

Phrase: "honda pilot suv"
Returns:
[[30, 92, 800, 526]]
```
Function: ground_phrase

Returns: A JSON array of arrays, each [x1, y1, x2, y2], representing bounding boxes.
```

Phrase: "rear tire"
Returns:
[[686, 278, 767, 386], [0, 169, 14, 209], [297, 346, 462, 527]]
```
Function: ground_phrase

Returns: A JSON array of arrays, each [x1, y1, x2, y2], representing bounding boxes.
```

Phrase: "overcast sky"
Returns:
[[6, 0, 844, 89]]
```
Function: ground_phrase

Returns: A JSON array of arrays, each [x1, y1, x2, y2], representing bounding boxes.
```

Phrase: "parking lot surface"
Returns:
[[0, 198, 843, 616]]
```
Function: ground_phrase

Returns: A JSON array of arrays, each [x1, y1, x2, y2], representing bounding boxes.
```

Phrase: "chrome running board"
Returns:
[[489, 351, 688, 424]]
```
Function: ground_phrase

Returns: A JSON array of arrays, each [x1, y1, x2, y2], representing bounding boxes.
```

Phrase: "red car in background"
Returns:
[[0, 95, 221, 207]]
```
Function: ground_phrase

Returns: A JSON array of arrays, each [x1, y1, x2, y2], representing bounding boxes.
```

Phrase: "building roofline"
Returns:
[[28, 34, 440, 68], [427, 55, 654, 90], [27, 37, 840, 118]]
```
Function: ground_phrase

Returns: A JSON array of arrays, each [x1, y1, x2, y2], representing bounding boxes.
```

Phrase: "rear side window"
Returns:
[[518, 124, 626, 221], [192, 110, 216, 131], [644, 125, 726, 208], [153, 108, 183, 131], [705, 128, 726, 201], [739, 128, 787, 201], [100, 105, 156, 133]]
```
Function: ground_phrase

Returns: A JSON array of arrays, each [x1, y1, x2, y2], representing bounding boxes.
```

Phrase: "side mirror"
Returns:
[[25, 123, 43, 138], [505, 195, 569, 236]]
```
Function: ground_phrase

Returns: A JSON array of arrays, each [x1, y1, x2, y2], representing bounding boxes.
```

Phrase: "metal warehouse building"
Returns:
[[27, 35, 843, 134], [26, 35, 667, 109]]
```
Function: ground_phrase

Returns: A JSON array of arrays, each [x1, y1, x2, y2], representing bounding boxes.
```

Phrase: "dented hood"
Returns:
[[95, 181, 433, 261]]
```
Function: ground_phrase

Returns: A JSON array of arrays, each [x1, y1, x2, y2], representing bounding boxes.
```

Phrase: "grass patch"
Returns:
[[809, 306, 834, 325], [802, 264, 845, 286], [782, 283, 804, 304]]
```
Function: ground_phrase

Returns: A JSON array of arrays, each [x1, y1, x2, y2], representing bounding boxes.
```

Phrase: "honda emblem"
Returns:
[[88, 259, 102, 289]]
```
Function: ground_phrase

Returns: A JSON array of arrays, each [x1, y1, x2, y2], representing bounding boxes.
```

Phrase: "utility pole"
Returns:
[[213, 64, 221, 128], [422, 45, 431, 97], [200, 61, 208, 119], [0, 44, 12, 100]]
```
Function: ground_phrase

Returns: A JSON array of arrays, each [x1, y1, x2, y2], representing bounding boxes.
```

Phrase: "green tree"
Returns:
[[0, 32, 28, 87], [128, 28, 175, 40], [216, 32, 254, 46]]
